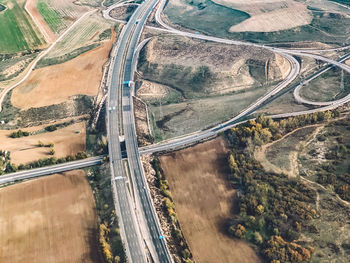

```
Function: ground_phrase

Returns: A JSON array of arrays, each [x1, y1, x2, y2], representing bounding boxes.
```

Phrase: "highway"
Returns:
[[293, 53, 350, 106], [1, 2, 349, 263], [106, 1, 150, 261], [133, 0, 350, 154], [115, 0, 173, 261], [0, 156, 104, 185], [106, 0, 172, 262]]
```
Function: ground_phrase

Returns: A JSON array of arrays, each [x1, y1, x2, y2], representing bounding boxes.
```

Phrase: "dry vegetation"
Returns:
[[0, 120, 86, 164], [140, 35, 290, 95], [0, 170, 102, 263], [159, 137, 261, 263], [44, 12, 115, 59], [214, 0, 313, 32], [11, 31, 115, 109]]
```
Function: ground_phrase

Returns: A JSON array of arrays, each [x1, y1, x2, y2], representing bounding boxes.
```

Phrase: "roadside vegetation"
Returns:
[[224, 110, 350, 262], [0, 0, 45, 54], [150, 158, 194, 263], [87, 165, 126, 263]]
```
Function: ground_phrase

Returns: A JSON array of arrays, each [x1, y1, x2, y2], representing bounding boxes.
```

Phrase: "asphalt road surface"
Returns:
[[0, 156, 104, 185]]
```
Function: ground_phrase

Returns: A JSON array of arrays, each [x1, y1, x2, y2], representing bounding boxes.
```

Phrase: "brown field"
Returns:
[[213, 0, 312, 32], [0, 121, 86, 164], [25, 0, 57, 43], [159, 137, 261, 263], [11, 31, 115, 109], [0, 170, 102, 263]]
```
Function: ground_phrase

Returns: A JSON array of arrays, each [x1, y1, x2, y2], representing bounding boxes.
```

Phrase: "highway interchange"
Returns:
[[1, 0, 350, 262]]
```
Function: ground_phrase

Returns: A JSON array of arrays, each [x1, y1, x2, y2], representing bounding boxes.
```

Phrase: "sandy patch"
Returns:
[[11, 31, 115, 109], [0, 170, 102, 263], [25, 0, 57, 43], [137, 80, 169, 99], [346, 59, 350, 66], [159, 137, 261, 263], [0, 121, 86, 164]]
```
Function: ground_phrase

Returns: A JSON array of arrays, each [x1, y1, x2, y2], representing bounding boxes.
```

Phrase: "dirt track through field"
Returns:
[[0, 170, 102, 263], [159, 137, 261, 263]]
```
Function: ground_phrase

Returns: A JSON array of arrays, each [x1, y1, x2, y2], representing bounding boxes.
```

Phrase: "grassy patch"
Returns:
[[0, 0, 45, 54], [265, 126, 318, 171], [165, 0, 350, 45], [37, 0, 62, 33], [164, 0, 249, 36], [300, 67, 350, 102]]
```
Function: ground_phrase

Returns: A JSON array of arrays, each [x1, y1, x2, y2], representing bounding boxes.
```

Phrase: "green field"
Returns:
[[164, 0, 350, 45], [0, 0, 45, 54], [37, 0, 62, 33]]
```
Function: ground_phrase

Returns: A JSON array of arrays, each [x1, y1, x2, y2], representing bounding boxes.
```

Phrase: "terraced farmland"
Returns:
[[0, 0, 45, 54]]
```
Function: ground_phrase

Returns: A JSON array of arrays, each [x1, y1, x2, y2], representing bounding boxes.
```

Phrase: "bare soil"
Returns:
[[136, 80, 168, 99], [0, 170, 102, 263], [159, 137, 261, 263], [0, 121, 86, 164], [11, 32, 115, 109]]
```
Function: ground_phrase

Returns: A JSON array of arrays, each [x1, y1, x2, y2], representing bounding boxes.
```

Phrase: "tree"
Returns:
[[182, 249, 191, 259], [228, 154, 238, 171], [254, 232, 263, 245]]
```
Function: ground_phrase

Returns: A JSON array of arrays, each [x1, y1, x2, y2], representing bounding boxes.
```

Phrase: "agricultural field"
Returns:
[[0, 0, 45, 54], [0, 170, 102, 263], [137, 35, 291, 140], [37, 0, 63, 33], [42, 12, 115, 62], [12, 30, 115, 109], [35, 0, 90, 34], [0, 120, 86, 165], [159, 137, 261, 263], [164, 0, 350, 45]]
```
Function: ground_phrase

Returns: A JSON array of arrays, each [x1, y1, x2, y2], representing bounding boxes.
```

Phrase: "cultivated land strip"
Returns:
[[0, 9, 95, 112]]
